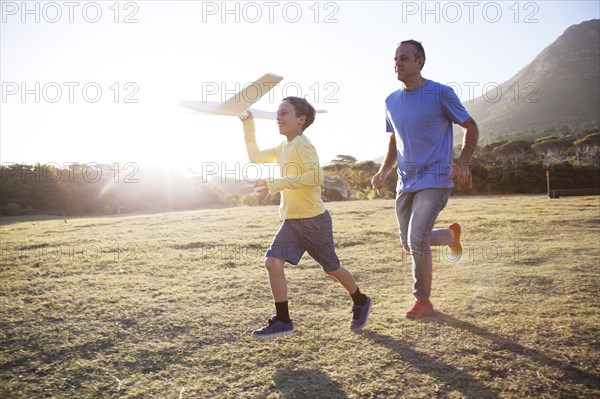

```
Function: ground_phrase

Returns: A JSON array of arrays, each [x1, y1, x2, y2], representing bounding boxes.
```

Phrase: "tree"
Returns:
[[331, 155, 357, 165]]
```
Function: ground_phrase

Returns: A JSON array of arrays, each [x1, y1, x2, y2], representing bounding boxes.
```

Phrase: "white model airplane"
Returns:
[[180, 73, 327, 119]]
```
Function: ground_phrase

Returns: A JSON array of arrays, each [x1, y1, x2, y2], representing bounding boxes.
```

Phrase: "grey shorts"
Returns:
[[266, 210, 341, 272]]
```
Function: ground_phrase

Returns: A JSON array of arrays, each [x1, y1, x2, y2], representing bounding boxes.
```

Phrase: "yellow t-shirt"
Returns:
[[243, 120, 326, 220]]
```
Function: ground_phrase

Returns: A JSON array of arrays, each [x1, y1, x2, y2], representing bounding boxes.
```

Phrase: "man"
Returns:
[[372, 40, 479, 319]]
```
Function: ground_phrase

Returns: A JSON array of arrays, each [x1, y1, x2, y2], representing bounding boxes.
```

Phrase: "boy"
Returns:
[[240, 96, 371, 339]]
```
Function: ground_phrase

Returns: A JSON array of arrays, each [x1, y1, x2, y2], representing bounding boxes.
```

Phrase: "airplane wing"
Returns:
[[245, 108, 328, 120], [180, 73, 328, 119], [218, 73, 283, 115], [245, 108, 276, 119]]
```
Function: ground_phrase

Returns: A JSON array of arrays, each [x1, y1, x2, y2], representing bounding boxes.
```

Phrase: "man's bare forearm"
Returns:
[[378, 134, 397, 178], [457, 118, 479, 164]]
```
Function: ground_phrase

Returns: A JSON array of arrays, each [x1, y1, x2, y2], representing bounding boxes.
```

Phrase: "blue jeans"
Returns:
[[395, 188, 453, 301]]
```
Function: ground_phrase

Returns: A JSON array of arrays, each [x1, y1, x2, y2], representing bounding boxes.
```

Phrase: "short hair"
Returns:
[[282, 96, 316, 131], [399, 39, 426, 70]]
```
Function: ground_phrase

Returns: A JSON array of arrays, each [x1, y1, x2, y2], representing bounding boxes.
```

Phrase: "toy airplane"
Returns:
[[180, 73, 327, 119]]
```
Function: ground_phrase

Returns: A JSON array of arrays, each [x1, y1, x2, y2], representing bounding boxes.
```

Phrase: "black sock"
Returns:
[[275, 301, 290, 323], [350, 287, 367, 306]]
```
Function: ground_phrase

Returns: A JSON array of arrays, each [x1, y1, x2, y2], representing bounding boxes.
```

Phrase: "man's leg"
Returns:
[[429, 228, 453, 247], [405, 189, 450, 316], [395, 192, 415, 253], [430, 223, 461, 262]]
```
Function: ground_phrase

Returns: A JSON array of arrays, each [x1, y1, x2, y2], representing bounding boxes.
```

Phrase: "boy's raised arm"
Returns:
[[241, 113, 278, 163]]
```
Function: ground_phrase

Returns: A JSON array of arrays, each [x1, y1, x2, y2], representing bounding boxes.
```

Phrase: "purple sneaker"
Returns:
[[350, 295, 372, 331], [251, 316, 294, 339]]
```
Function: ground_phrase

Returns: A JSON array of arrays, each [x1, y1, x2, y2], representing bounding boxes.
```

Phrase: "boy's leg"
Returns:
[[265, 256, 287, 302], [252, 256, 293, 339], [252, 222, 303, 339], [326, 265, 357, 295], [327, 266, 371, 331], [299, 212, 363, 300], [263, 220, 304, 318], [264, 256, 291, 323], [296, 211, 372, 331], [326, 265, 371, 331]]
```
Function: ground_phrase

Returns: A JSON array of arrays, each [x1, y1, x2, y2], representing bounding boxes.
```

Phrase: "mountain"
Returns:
[[462, 19, 599, 143]]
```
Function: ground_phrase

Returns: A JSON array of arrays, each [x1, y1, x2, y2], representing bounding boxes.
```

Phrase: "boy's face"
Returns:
[[276, 101, 306, 138]]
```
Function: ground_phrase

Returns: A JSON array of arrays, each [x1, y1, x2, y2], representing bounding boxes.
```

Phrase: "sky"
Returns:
[[1, 0, 599, 177]]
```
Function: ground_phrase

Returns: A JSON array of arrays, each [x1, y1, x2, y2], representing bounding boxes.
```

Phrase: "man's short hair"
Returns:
[[282, 96, 316, 131], [399, 39, 426, 70]]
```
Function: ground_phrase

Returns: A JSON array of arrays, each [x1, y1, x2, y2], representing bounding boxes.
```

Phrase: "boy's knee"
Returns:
[[264, 256, 284, 271], [324, 264, 342, 275]]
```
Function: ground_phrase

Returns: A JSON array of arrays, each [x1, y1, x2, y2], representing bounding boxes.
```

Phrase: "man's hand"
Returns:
[[239, 110, 254, 122], [453, 117, 478, 190], [371, 134, 396, 197], [253, 180, 271, 200], [451, 162, 472, 190], [371, 171, 387, 196]]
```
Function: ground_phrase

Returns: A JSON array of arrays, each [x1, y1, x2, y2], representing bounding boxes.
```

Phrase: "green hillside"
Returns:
[[462, 19, 599, 144]]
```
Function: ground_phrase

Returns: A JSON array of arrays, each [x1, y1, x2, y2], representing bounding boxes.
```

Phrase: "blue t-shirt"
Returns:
[[385, 80, 470, 193]]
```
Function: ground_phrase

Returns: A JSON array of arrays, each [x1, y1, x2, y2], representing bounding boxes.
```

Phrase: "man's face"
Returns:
[[394, 43, 423, 82]]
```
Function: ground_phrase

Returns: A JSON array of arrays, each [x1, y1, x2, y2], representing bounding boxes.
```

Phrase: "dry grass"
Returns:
[[1, 195, 599, 398]]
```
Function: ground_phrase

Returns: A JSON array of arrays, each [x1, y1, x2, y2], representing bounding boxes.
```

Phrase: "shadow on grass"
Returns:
[[0, 338, 114, 380], [364, 331, 500, 399], [429, 312, 600, 390], [273, 367, 348, 399]]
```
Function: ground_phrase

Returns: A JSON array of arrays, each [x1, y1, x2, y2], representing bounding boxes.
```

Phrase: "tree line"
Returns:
[[1, 130, 598, 216]]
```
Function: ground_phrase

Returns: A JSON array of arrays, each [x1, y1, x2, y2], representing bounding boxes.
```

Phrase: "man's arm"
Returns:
[[371, 133, 397, 196], [453, 117, 479, 189]]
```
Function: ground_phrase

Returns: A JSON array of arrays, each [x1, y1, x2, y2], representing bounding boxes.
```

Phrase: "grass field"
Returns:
[[1, 195, 599, 398]]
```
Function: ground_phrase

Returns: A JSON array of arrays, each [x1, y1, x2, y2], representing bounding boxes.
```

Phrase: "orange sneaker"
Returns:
[[448, 223, 462, 262], [405, 299, 434, 319]]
